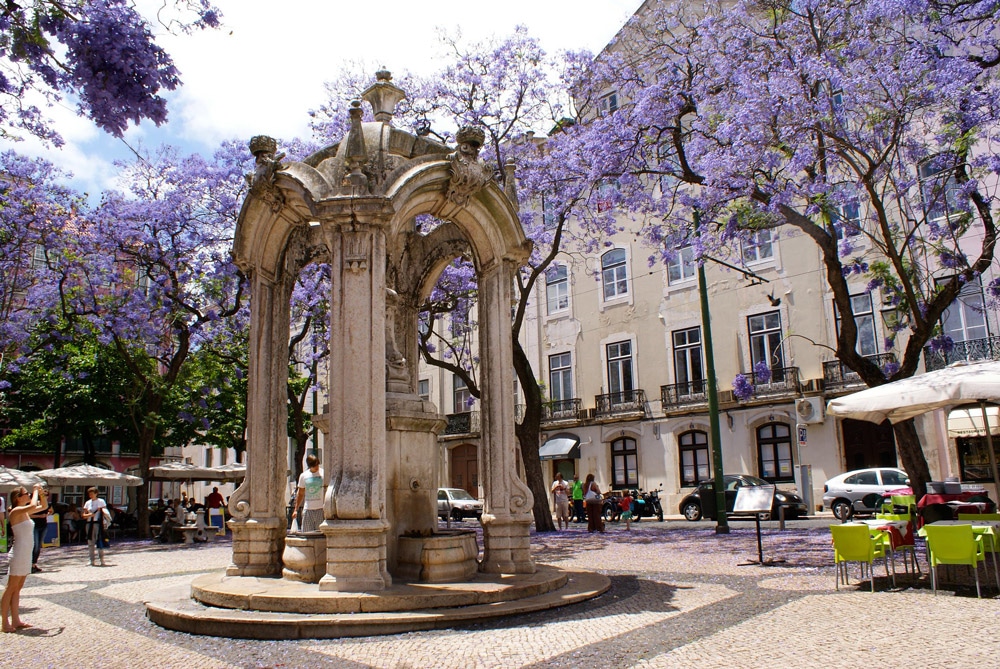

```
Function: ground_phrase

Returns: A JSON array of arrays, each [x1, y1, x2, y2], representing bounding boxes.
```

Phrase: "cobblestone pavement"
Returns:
[[2, 518, 998, 668]]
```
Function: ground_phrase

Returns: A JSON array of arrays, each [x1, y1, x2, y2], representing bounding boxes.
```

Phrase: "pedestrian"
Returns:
[[2, 484, 45, 632], [29, 485, 52, 573], [583, 473, 605, 533], [619, 490, 634, 531], [0, 491, 6, 551], [571, 474, 585, 523], [291, 455, 325, 533], [550, 472, 570, 530], [81, 486, 109, 566]]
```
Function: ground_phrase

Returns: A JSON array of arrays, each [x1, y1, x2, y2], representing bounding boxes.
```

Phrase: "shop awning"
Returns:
[[948, 405, 1000, 437], [539, 434, 580, 460]]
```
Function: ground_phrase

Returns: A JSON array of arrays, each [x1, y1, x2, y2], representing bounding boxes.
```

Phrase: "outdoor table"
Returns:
[[917, 520, 1000, 590], [918, 492, 978, 509]]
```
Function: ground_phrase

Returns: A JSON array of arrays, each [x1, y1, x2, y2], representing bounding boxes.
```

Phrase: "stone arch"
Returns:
[[227, 111, 535, 587]]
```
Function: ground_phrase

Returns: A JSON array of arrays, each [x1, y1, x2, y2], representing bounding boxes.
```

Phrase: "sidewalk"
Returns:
[[1, 522, 995, 668]]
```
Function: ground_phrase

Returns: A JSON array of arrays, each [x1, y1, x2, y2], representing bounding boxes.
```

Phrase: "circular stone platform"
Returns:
[[145, 565, 609, 639]]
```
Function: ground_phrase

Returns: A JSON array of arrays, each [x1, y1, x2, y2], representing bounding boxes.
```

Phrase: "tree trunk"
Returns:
[[892, 419, 931, 499], [513, 340, 554, 532]]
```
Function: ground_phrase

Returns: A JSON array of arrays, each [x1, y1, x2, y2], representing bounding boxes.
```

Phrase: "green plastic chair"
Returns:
[[956, 515, 1000, 588], [831, 524, 892, 592], [891, 494, 916, 508], [958, 512, 1000, 521], [923, 524, 987, 598]]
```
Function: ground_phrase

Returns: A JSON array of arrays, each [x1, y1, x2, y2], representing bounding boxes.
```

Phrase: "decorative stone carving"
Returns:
[[446, 126, 491, 207], [343, 225, 369, 272], [246, 135, 286, 213], [385, 287, 409, 392]]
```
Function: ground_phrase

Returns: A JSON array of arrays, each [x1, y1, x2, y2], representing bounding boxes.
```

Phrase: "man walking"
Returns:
[[571, 474, 585, 523], [292, 455, 325, 533]]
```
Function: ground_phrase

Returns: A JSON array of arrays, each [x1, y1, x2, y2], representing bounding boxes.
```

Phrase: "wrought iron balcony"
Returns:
[[444, 411, 481, 435], [741, 366, 800, 398], [823, 354, 897, 390], [661, 380, 708, 410], [541, 398, 582, 421], [594, 389, 647, 419], [923, 335, 1000, 372]]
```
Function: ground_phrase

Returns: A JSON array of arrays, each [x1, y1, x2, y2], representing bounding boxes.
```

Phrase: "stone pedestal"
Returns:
[[282, 534, 327, 583], [396, 530, 478, 582], [319, 519, 392, 591], [227, 517, 285, 577], [385, 394, 447, 573], [480, 517, 535, 575]]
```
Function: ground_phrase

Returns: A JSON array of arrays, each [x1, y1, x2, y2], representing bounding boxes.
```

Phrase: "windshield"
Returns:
[[447, 489, 476, 501], [740, 475, 769, 487]]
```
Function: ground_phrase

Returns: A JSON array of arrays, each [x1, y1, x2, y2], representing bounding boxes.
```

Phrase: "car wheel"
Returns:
[[831, 499, 854, 521], [451, 509, 463, 522], [602, 504, 616, 522], [681, 501, 702, 521]]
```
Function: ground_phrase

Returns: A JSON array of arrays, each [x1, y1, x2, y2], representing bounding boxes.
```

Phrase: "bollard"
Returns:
[[778, 504, 786, 530]]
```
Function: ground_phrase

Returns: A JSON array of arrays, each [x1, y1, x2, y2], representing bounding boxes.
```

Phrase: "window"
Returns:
[[601, 248, 629, 300], [611, 436, 638, 488], [606, 340, 634, 401], [880, 470, 909, 486], [418, 379, 430, 402], [941, 276, 988, 343], [834, 201, 862, 239], [958, 436, 1000, 482], [204, 447, 213, 468], [546, 264, 569, 314], [449, 298, 471, 338], [598, 91, 619, 117], [834, 292, 878, 357], [548, 353, 573, 402], [453, 375, 471, 413], [741, 229, 774, 264], [541, 195, 558, 231], [679, 430, 710, 487], [748, 311, 783, 370], [31, 244, 47, 270], [668, 246, 696, 284], [672, 327, 704, 395], [919, 159, 963, 222], [844, 471, 878, 486], [756, 422, 793, 482]]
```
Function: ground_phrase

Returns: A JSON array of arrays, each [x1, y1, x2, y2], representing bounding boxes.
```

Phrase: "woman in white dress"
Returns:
[[2, 483, 44, 632]]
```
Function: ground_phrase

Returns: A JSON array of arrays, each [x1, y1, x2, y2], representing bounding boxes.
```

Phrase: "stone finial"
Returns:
[[456, 126, 486, 151], [362, 70, 406, 124], [345, 100, 369, 191], [249, 135, 277, 157]]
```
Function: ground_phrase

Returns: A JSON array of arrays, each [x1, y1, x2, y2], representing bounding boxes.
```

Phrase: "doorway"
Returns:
[[841, 418, 897, 470], [450, 443, 479, 497]]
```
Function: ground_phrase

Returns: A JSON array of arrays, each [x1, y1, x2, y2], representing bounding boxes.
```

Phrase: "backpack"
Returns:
[[101, 508, 112, 530]]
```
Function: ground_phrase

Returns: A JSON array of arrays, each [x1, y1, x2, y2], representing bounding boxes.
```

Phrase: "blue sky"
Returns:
[[1, 0, 642, 199]]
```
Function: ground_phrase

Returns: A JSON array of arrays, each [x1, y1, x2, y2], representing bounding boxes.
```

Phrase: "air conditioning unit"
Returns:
[[795, 397, 825, 424]]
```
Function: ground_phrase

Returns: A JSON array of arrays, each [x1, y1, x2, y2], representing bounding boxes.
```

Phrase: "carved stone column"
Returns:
[[228, 271, 292, 576], [477, 260, 535, 574], [319, 222, 392, 591]]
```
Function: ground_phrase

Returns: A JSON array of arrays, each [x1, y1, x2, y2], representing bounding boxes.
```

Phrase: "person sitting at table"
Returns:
[[61, 505, 81, 543], [158, 499, 183, 543]]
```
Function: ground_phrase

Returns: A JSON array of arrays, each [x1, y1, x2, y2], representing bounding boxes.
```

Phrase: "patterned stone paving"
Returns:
[[2, 519, 997, 668]]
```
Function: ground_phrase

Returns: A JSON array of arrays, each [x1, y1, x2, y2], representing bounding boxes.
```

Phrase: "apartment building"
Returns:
[[420, 1, 1000, 512]]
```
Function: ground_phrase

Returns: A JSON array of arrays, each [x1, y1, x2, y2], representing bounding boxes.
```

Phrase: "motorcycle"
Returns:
[[602, 487, 665, 522]]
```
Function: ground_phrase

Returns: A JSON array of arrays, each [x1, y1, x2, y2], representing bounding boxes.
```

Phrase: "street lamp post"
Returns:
[[695, 211, 729, 534]]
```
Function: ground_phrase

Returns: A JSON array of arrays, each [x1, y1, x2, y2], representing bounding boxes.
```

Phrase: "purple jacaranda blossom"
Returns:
[[732, 373, 754, 402]]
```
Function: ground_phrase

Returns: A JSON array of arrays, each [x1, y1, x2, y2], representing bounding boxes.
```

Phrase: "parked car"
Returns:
[[679, 474, 808, 521], [437, 488, 484, 521], [822, 467, 909, 520]]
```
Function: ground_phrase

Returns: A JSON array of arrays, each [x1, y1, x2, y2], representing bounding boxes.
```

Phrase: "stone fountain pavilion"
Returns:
[[146, 72, 607, 639]]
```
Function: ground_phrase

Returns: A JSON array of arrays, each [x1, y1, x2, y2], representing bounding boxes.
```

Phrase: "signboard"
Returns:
[[797, 424, 808, 448], [733, 485, 775, 514]]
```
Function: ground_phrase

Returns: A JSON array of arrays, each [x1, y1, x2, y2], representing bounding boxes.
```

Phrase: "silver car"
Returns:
[[437, 488, 484, 521], [822, 467, 909, 520]]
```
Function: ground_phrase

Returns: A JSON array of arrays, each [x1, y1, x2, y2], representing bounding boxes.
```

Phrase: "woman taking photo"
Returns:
[[2, 483, 45, 632], [81, 486, 108, 567]]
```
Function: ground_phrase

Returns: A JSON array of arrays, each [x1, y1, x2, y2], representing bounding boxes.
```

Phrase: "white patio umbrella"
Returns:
[[148, 461, 245, 482], [212, 462, 246, 482], [34, 463, 143, 487], [0, 466, 44, 493], [826, 360, 1000, 493]]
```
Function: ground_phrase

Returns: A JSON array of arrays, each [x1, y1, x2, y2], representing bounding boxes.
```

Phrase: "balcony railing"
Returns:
[[661, 380, 708, 410], [444, 411, 481, 435], [823, 354, 897, 390], [541, 398, 582, 421], [742, 366, 800, 398], [594, 389, 647, 419], [923, 335, 1000, 372]]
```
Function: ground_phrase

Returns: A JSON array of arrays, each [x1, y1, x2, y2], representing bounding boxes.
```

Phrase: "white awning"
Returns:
[[539, 435, 580, 460], [948, 406, 1000, 437]]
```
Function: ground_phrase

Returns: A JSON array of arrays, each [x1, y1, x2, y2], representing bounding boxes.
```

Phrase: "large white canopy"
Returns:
[[148, 461, 245, 482], [826, 360, 1000, 424], [0, 466, 44, 493], [34, 463, 143, 487]]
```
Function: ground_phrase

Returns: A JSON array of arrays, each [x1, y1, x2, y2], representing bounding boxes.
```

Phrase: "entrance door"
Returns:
[[450, 444, 479, 497], [841, 418, 897, 470]]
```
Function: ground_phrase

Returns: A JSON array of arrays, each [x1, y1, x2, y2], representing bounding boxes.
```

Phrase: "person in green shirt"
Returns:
[[571, 474, 585, 523]]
